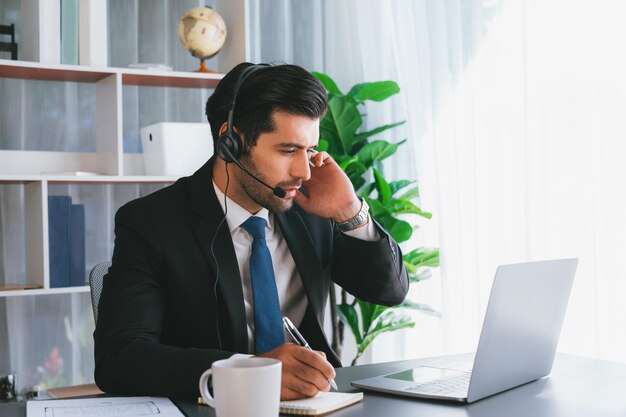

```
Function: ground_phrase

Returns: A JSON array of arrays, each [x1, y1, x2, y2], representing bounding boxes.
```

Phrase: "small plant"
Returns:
[[38, 346, 66, 389], [313, 72, 440, 365]]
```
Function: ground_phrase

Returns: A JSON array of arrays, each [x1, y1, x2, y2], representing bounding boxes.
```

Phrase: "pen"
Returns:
[[282, 316, 338, 391]]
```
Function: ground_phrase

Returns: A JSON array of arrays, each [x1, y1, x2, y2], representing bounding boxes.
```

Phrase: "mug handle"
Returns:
[[198, 368, 215, 408]]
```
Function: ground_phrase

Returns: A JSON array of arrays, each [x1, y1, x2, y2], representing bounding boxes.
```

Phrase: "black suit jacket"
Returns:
[[94, 158, 408, 398]]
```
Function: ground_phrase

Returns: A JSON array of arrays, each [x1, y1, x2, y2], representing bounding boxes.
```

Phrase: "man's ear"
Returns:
[[218, 122, 241, 137], [218, 122, 228, 136]]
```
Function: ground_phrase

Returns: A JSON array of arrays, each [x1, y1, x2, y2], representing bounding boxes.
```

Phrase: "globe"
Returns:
[[177, 6, 227, 73]]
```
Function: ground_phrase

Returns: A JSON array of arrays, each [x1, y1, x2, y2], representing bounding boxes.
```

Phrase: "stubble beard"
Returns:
[[237, 155, 298, 213]]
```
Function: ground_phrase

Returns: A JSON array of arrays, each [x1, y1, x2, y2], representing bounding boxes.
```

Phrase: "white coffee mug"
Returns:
[[199, 357, 282, 417]]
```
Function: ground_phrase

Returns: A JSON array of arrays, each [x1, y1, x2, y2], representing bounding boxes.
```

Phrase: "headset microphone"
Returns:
[[220, 144, 287, 198]]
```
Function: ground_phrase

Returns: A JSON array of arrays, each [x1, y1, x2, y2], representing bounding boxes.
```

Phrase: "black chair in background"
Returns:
[[0, 23, 18, 60], [89, 261, 112, 324]]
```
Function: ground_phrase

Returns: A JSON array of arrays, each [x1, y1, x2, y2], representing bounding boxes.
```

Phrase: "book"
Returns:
[[20, 0, 61, 64], [48, 196, 72, 288], [69, 203, 86, 286], [198, 391, 363, 415], [48, 383, 103, 398], [79, 0, 108, 66], [279, 392, 363, 416], [0, 284, 42, 291], [61, 0, 79, 65]]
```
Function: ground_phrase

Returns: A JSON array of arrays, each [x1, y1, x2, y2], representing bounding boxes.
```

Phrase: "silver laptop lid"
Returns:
[[467, 258, 577, 402]]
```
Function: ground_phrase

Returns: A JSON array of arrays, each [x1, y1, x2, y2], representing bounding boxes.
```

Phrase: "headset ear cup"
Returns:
[[216, 131, 241, 163]]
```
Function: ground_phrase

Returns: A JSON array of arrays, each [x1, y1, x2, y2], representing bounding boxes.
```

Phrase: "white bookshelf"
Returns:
[[0, 59, 224, 297]]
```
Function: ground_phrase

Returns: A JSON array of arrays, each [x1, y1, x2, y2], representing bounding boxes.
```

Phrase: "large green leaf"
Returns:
[[403, 247, 440, 268], [354, 121, 405, 142], [373, 167, 391, 204], [312, 71, 342, 95], [357, 312, 414, 354], [359, 183, 377, 199], [389, 180, 415, 197], [358, 300, 389, 335], [317, 139, 329, 153], [396, 299, 441, 317], [345, 161, 367, 188], [408, 269, 432, 283], [353, 177, 366, 192], [348, 81, 400, 103], [390, 200, 432, 219], [319, 115, 342, 155], [385, 217, 413, 243], [368, 200, 392, 218], [337, 304, 362, 344], [327, 96, 362, 154], [339, 156, 359, 171], [398, 186, 420, 201], [356, 140, 400, 168]]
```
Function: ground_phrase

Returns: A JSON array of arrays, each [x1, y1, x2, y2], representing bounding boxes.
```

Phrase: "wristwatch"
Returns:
[[337, 197, 370, 232]]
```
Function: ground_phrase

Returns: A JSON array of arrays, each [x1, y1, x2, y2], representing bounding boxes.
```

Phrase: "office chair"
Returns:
[[88, 261, 111, 323]]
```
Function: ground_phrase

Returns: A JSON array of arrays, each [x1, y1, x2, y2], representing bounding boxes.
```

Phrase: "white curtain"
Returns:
[[336, 0, 626, 364]]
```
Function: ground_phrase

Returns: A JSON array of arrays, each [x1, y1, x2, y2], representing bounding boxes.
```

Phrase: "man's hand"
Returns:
[[294, 151, 361, 223], [257, 343, 336, 400]]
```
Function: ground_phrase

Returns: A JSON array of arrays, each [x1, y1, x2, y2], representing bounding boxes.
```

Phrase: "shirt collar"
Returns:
[[212, 180, 273, 233]]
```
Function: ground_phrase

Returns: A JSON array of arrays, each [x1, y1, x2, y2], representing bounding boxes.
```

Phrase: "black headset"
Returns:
[[215, 64, 267, 163]]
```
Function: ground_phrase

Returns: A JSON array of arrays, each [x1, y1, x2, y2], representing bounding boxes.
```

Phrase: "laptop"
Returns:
[[352, 258, 578, 403]]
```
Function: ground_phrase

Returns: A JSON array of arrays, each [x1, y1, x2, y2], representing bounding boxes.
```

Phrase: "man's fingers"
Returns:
[[282, 386, 306, 401], [294, 348, 336, 382], [310, 150, 332, 168], [286, 367, 327, 397], [259, 343, 335, 399]]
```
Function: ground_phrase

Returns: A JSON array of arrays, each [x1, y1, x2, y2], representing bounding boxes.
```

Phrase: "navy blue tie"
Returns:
[[241, 216, 284, 354]]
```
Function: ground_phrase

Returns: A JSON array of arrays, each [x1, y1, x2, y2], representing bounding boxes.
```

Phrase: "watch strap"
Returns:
[[337, 197, 370, 232]]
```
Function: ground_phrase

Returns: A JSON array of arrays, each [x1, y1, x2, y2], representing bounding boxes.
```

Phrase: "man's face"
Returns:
[[235, 111, 319, 213]]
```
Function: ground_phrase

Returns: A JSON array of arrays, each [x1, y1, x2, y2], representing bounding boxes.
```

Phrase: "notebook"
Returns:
[[280, 392, 363, 416], [198, 391, 363, 416], [352, 259, 578, 403]]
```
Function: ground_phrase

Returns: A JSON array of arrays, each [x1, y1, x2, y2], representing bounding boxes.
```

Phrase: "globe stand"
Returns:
[[195, 59, 219, 74]]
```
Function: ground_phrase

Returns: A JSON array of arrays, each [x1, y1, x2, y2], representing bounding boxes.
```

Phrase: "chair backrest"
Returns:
[[89, 261, 112, 323]]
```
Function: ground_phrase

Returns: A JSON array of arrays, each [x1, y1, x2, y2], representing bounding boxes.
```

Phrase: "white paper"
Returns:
[[26, 396, 184, 417]]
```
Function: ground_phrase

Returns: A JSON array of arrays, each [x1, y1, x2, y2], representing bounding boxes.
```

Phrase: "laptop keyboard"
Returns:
[[404, 370, 471, 397]]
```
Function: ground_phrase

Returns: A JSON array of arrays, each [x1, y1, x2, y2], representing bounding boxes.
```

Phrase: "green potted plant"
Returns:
[[313, 72, 440, 365]]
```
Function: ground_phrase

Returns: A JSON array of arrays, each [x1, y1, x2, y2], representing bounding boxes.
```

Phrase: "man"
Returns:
[[94, 62, 408, 400]]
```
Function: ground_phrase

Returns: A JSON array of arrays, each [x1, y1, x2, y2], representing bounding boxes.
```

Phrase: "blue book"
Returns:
[[61, 0, 79, 65], [69, 204, 86, 286], [48, 196, 71, 288]]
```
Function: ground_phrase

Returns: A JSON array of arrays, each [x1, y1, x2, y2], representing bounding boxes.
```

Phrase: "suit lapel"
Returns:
[[188, 158, 248, 353], [275, 209, 326, 323]]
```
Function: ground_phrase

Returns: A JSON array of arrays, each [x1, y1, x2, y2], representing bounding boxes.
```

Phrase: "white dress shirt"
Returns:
[[212, 181, 379, 353]]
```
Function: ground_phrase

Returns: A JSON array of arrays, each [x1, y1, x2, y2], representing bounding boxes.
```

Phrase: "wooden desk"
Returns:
[[3, 353, 626, 416]]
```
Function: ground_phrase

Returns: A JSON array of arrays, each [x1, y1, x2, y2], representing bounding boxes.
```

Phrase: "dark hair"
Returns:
[[205, 62, 327, 151]]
